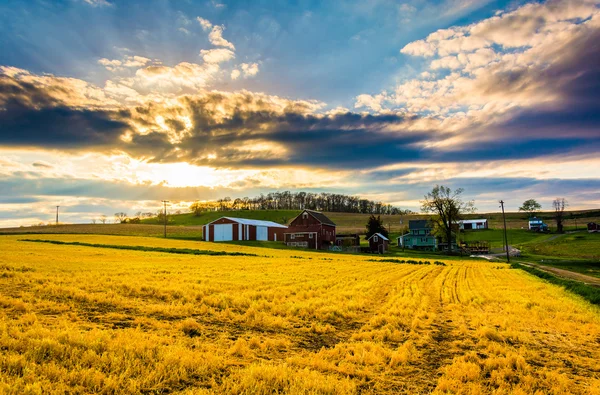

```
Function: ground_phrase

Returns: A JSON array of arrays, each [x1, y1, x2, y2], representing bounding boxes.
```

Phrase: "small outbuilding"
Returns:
[[459, 219, 488, 230], [588, 222, 599, 233], [335, 234, 361, 252], [368, 233, 389, 253], [203, 217, 287, 242]]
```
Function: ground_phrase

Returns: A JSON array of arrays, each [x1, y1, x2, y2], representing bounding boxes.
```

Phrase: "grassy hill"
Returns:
[[141, 210, 301, 227], [142, 209, 600, 234]]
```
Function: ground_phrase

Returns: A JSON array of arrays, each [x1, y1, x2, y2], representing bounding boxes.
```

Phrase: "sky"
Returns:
[[0, 0, 599, 226]]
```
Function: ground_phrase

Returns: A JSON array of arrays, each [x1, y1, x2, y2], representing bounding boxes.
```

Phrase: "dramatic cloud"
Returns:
[[1, 0, 599, 225], [0, 73, 128, 149], [356, 0, 600, 148]]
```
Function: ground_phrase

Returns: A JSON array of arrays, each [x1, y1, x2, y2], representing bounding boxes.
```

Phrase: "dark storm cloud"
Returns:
[[2, 19, 600, 172], [0, 75, 129, 149]]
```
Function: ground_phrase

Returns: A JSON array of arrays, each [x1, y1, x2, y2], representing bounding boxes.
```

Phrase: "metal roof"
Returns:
[[368, 232, 389, 241], [208, 217, 288, 228], [460, 219, 488, 224]]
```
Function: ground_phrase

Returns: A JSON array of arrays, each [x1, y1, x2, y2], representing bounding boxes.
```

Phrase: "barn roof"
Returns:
[[460, 219, 488, 224], [304, 210, 336, 226], [208, 217, 287, 228], [368, 232, 389, 241]]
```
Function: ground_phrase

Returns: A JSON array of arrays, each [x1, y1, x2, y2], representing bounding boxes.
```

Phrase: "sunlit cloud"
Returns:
[[241, 63, 259, 78], [208, 25, 235, 50], [197, 16, 213, 31], [200, 48, 235, 64], [98, 55, 152, 72]]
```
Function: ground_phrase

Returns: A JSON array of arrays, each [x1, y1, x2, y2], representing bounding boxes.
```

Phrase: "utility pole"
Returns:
[[499, 200, 510, 263], [56, 206, 60, 225], [162, 200, 169, 238]]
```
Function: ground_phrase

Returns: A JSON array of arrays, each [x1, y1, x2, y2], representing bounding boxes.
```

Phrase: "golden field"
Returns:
[[1, 235, 600, 394]]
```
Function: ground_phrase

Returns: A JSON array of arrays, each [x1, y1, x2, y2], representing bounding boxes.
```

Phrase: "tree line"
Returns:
[[519, 197, 569, 233], [190, 191, 412, 216]]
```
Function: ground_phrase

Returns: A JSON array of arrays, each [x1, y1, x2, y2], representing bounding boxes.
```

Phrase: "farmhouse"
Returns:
[[203, 217, 287, 242], [398, 220, 458, 251], [284, 210, 336, 250], [459, 219, 488, 230], [368, 233, 389, 253], [398, 220, 437, 251]]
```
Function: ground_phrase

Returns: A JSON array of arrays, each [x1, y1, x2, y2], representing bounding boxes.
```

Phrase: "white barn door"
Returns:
[[213, 224, 233, 241], [256, 226, 268, 241]]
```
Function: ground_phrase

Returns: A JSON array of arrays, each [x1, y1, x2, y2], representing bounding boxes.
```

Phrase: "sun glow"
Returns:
[[135, 162, 246, 188]]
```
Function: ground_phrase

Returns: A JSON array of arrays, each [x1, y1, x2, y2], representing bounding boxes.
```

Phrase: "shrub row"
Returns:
[[368, 258, 446, 266], [19, 239, 261, 257]]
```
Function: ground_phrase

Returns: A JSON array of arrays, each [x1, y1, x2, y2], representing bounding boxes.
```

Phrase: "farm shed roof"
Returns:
[[208, 217, 288, 228], [368, 233, 389, 241], [460, 219, 488, 224]]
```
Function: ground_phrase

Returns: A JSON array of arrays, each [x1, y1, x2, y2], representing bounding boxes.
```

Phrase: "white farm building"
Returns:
[[459, 219, 488, 230], [203, 217, 287, 242]]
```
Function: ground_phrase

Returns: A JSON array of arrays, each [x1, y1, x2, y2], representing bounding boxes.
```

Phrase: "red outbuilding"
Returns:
[[284, 210, 336, 250], [203, 217, 287, 242], [367, 232, 389, 253], [588, 222, 599, 233]]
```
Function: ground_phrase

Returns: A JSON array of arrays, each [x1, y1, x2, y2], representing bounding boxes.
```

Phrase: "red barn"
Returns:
[[588, 222, 599, 233], [368, 233, 389, 253], [203, 217, 287, 242], [284, 210, 336, 250]]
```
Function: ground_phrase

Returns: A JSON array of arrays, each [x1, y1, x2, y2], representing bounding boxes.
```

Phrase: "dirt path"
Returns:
[[515, 260, 600, 287], [544, 233, 565, 242]]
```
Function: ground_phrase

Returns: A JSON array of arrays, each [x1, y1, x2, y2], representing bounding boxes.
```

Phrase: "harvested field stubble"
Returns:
[[1, 234, 600, 394]]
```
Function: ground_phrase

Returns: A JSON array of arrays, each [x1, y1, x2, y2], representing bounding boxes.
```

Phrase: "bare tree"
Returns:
[[114, 212, 128, 224], [553, 198, 567, 233], [100, 215, 107, 224], [92, 218, 97, 224], [421, 185, 475, 253]]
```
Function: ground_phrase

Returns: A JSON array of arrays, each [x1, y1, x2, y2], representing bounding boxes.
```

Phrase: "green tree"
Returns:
[[365, 215, 389, 240], [519, 199, 542, 217], [421, 185, 475, 253]]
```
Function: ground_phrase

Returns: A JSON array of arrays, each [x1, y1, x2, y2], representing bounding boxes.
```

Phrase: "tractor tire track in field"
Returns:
[[405, 265, 468, 393]]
